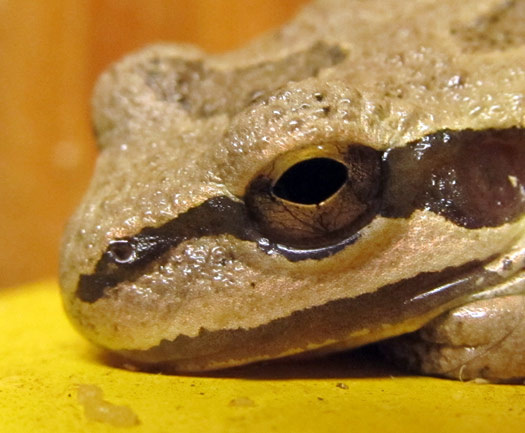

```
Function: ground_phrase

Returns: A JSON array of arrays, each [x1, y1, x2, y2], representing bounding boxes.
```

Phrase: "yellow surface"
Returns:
[[1, 281, 524, 432]]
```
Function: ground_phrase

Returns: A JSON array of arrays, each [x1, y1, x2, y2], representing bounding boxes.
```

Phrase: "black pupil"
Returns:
[[272, 157, 348, 205]]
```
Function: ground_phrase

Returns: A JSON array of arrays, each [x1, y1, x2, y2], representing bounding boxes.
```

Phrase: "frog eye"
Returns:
[[272, 157, 348, 204], [245, 145, 382, 248]]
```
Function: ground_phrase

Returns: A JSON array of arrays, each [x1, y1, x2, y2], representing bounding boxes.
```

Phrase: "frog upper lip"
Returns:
[[113, 253, 518, 368]]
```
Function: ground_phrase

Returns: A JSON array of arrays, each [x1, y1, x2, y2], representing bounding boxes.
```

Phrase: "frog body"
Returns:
[[60, 0, 525, 381]]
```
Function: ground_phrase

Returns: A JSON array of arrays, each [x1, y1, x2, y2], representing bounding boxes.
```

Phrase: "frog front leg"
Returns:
[[384, 295, 525, 382]]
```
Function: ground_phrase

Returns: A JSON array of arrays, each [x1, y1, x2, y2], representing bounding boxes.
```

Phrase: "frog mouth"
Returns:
[[112, 251, 525, 371]]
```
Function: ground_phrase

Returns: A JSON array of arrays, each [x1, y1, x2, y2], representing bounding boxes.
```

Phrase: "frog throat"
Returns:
[[76, 127, 525, 303]]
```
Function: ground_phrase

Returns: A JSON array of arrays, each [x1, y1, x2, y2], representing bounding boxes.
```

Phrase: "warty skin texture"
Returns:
[[60, 0, 525, 380]]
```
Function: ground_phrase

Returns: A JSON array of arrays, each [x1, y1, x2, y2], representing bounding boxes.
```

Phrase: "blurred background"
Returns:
[[0, 0, 308, 288]]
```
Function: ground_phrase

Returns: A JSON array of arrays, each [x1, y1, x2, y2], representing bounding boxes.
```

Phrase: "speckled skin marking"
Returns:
[[60, 0, 525, 381]]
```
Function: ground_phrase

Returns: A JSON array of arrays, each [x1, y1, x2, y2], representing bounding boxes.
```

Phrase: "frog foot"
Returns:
[[382, 295, 525, 383]]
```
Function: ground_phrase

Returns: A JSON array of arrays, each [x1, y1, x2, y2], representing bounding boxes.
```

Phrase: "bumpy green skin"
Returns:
[[60, 0, 525, 380]]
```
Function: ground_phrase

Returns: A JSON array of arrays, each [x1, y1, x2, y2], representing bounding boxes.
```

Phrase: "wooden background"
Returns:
[[0, 0, 308, 288]]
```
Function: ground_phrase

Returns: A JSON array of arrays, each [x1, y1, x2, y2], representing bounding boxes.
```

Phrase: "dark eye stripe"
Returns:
[[76, 197, 253, 303], [76, 128, 525, 303], [76, 195, 360, 302], [383, 128, 525, 227]]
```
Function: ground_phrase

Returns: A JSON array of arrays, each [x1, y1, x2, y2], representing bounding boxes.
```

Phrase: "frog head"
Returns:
[[60, 0, 525, 373]]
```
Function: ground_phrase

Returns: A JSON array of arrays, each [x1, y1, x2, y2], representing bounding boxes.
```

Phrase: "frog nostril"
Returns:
[[272, 157, 348, 205], [108, 240, 136, 264]]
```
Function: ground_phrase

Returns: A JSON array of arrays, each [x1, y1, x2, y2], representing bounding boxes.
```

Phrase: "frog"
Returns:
[[60, 0, 525, 382]]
